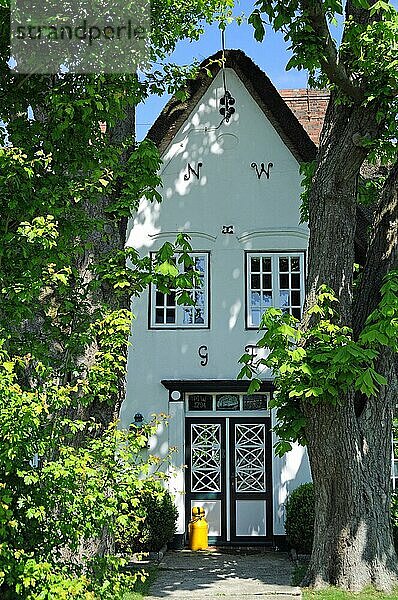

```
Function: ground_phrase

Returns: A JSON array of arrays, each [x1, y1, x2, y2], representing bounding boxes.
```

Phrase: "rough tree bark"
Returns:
[[301, 93, 398, 590], [71, 105, 135, 431]]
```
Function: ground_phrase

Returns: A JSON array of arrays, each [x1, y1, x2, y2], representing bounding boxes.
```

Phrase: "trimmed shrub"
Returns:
[[117, 483, 178, 554], [285, 482, 315, 553]]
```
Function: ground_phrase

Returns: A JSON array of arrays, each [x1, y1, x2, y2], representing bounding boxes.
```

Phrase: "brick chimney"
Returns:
[[279, 89, 330, 146]]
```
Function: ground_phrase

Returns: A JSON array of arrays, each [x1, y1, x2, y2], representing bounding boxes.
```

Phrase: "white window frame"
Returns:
[[246, 252, 305, 329], [150, 252, 210, 329]]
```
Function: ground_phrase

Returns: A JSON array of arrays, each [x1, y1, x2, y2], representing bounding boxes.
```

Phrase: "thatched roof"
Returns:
[[147, 49, 317, 163]]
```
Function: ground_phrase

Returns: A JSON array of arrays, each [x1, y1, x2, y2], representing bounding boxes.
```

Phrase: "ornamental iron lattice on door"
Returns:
[[235, 423, 266, 492], [191, 423, 222, 492]]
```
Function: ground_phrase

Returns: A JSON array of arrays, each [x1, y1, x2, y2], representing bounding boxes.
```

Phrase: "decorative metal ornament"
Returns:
[[235, 423, 266, 492], [216, 394, 240, 411], [251, 161, 274, 180], [198, 345, 209, 366], [184, 162, 203, 181], [245, 344, 259, 365], [219, 91, 236, 123], [191, 423, 222, 492], [222, 225, 234, 234]]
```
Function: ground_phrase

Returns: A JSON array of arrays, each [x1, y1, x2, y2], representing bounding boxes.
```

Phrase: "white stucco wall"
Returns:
[[121, 68, 312, 538]]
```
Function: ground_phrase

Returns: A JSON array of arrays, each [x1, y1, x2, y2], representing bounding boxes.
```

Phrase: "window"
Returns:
[[246, 253, 305, 328], [150, 253, 209, 328], [186, 393, 270, 413]]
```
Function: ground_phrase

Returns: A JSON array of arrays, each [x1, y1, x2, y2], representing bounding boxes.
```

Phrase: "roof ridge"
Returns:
[[146, 49, 317, 163]]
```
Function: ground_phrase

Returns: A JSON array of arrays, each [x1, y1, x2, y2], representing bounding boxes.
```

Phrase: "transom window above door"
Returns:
[[246, 252, 305, 328], [150, 253, 209, 328], [186, 393, 270, 414]]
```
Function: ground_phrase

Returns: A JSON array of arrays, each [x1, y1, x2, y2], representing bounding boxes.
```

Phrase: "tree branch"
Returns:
[[353, 159, 398, 337], [300, 0, 363, 101]]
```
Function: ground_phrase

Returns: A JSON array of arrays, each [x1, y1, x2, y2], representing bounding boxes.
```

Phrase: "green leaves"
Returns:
[[0, 356, 170, 598], [248, 10, 266, 41], [155, 261, 179, 277], [239, 273, 398, 455], [248, 0, 398, 126], [369, 0, 395, 16]]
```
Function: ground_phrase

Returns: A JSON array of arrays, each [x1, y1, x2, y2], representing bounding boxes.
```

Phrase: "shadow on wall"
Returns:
[[126, 83, 240, 251]]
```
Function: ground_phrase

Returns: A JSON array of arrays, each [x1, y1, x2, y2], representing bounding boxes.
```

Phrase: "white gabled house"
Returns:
[[120, 50, 348, 547]]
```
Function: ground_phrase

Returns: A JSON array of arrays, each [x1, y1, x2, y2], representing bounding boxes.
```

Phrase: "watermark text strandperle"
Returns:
[[15, 19, 147, 46]]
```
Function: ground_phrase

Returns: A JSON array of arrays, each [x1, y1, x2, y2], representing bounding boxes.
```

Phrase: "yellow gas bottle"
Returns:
[[189, 506, 208, 551]]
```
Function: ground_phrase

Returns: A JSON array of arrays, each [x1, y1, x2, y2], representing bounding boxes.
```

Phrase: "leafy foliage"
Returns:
[[0, 347, 173, 599], [285, 483, 315, 554], [239, 272, 398, 456], [250, 1, 398, 160], [0, 0, 233, 596], [117, 484, 178, 554]]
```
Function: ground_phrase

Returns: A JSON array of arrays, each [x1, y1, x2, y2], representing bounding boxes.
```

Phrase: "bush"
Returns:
[[117, 483, 178, 554], [0, 353, 168, 600], [285, 482, 315, 554]]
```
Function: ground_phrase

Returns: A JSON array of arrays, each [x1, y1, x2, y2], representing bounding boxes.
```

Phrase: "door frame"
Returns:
[[185, 415, 273, 545]]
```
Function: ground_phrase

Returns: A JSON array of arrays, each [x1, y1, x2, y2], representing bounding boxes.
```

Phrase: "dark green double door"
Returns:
[[185, 416, 273, 544]]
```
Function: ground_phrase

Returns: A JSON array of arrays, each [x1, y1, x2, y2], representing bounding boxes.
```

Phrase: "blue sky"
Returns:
[[137, 0, 328, 140], [137, 0, 398, 140]]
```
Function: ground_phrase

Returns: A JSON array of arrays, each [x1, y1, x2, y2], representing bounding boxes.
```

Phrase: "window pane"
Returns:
[[291, 273, 301, 289], [279, 257, 289, 272], [195, 290, 205, 306], [243, 395, 268, 411], [195, 256, 205, 273], [156, 291, 165, 306], [183, 307, 193, 324], [166, 308, 175, 323], [262, 274, 272, 288], [216, 395, 239, 411], [262, 292, 272, 307], [251, 257, 260, 272], [291, 290, 301, 306], [194, 308, 205, 324], [279, 273, 289, 289], [262, 257, 271, 272], [291, 257, 300, 272], [251, 291, 261, 307], [251, 274, 261, 289], [292, 307, 301, 319], [280, 291, 290, 307], [166, 291, 176, 306], [152, 253, 208, 327], [251, 309, 261, 327], [188, 395, 213, 411]]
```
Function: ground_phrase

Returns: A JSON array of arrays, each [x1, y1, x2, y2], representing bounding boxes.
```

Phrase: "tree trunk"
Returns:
[[71, 104, 135, 432], [301, 94, 398, 589], [303, 360, 397, 590]]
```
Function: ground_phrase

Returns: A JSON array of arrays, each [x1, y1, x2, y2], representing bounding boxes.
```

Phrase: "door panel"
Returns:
[[185, 418, 226, 543], [229, 417, 273, 543]]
